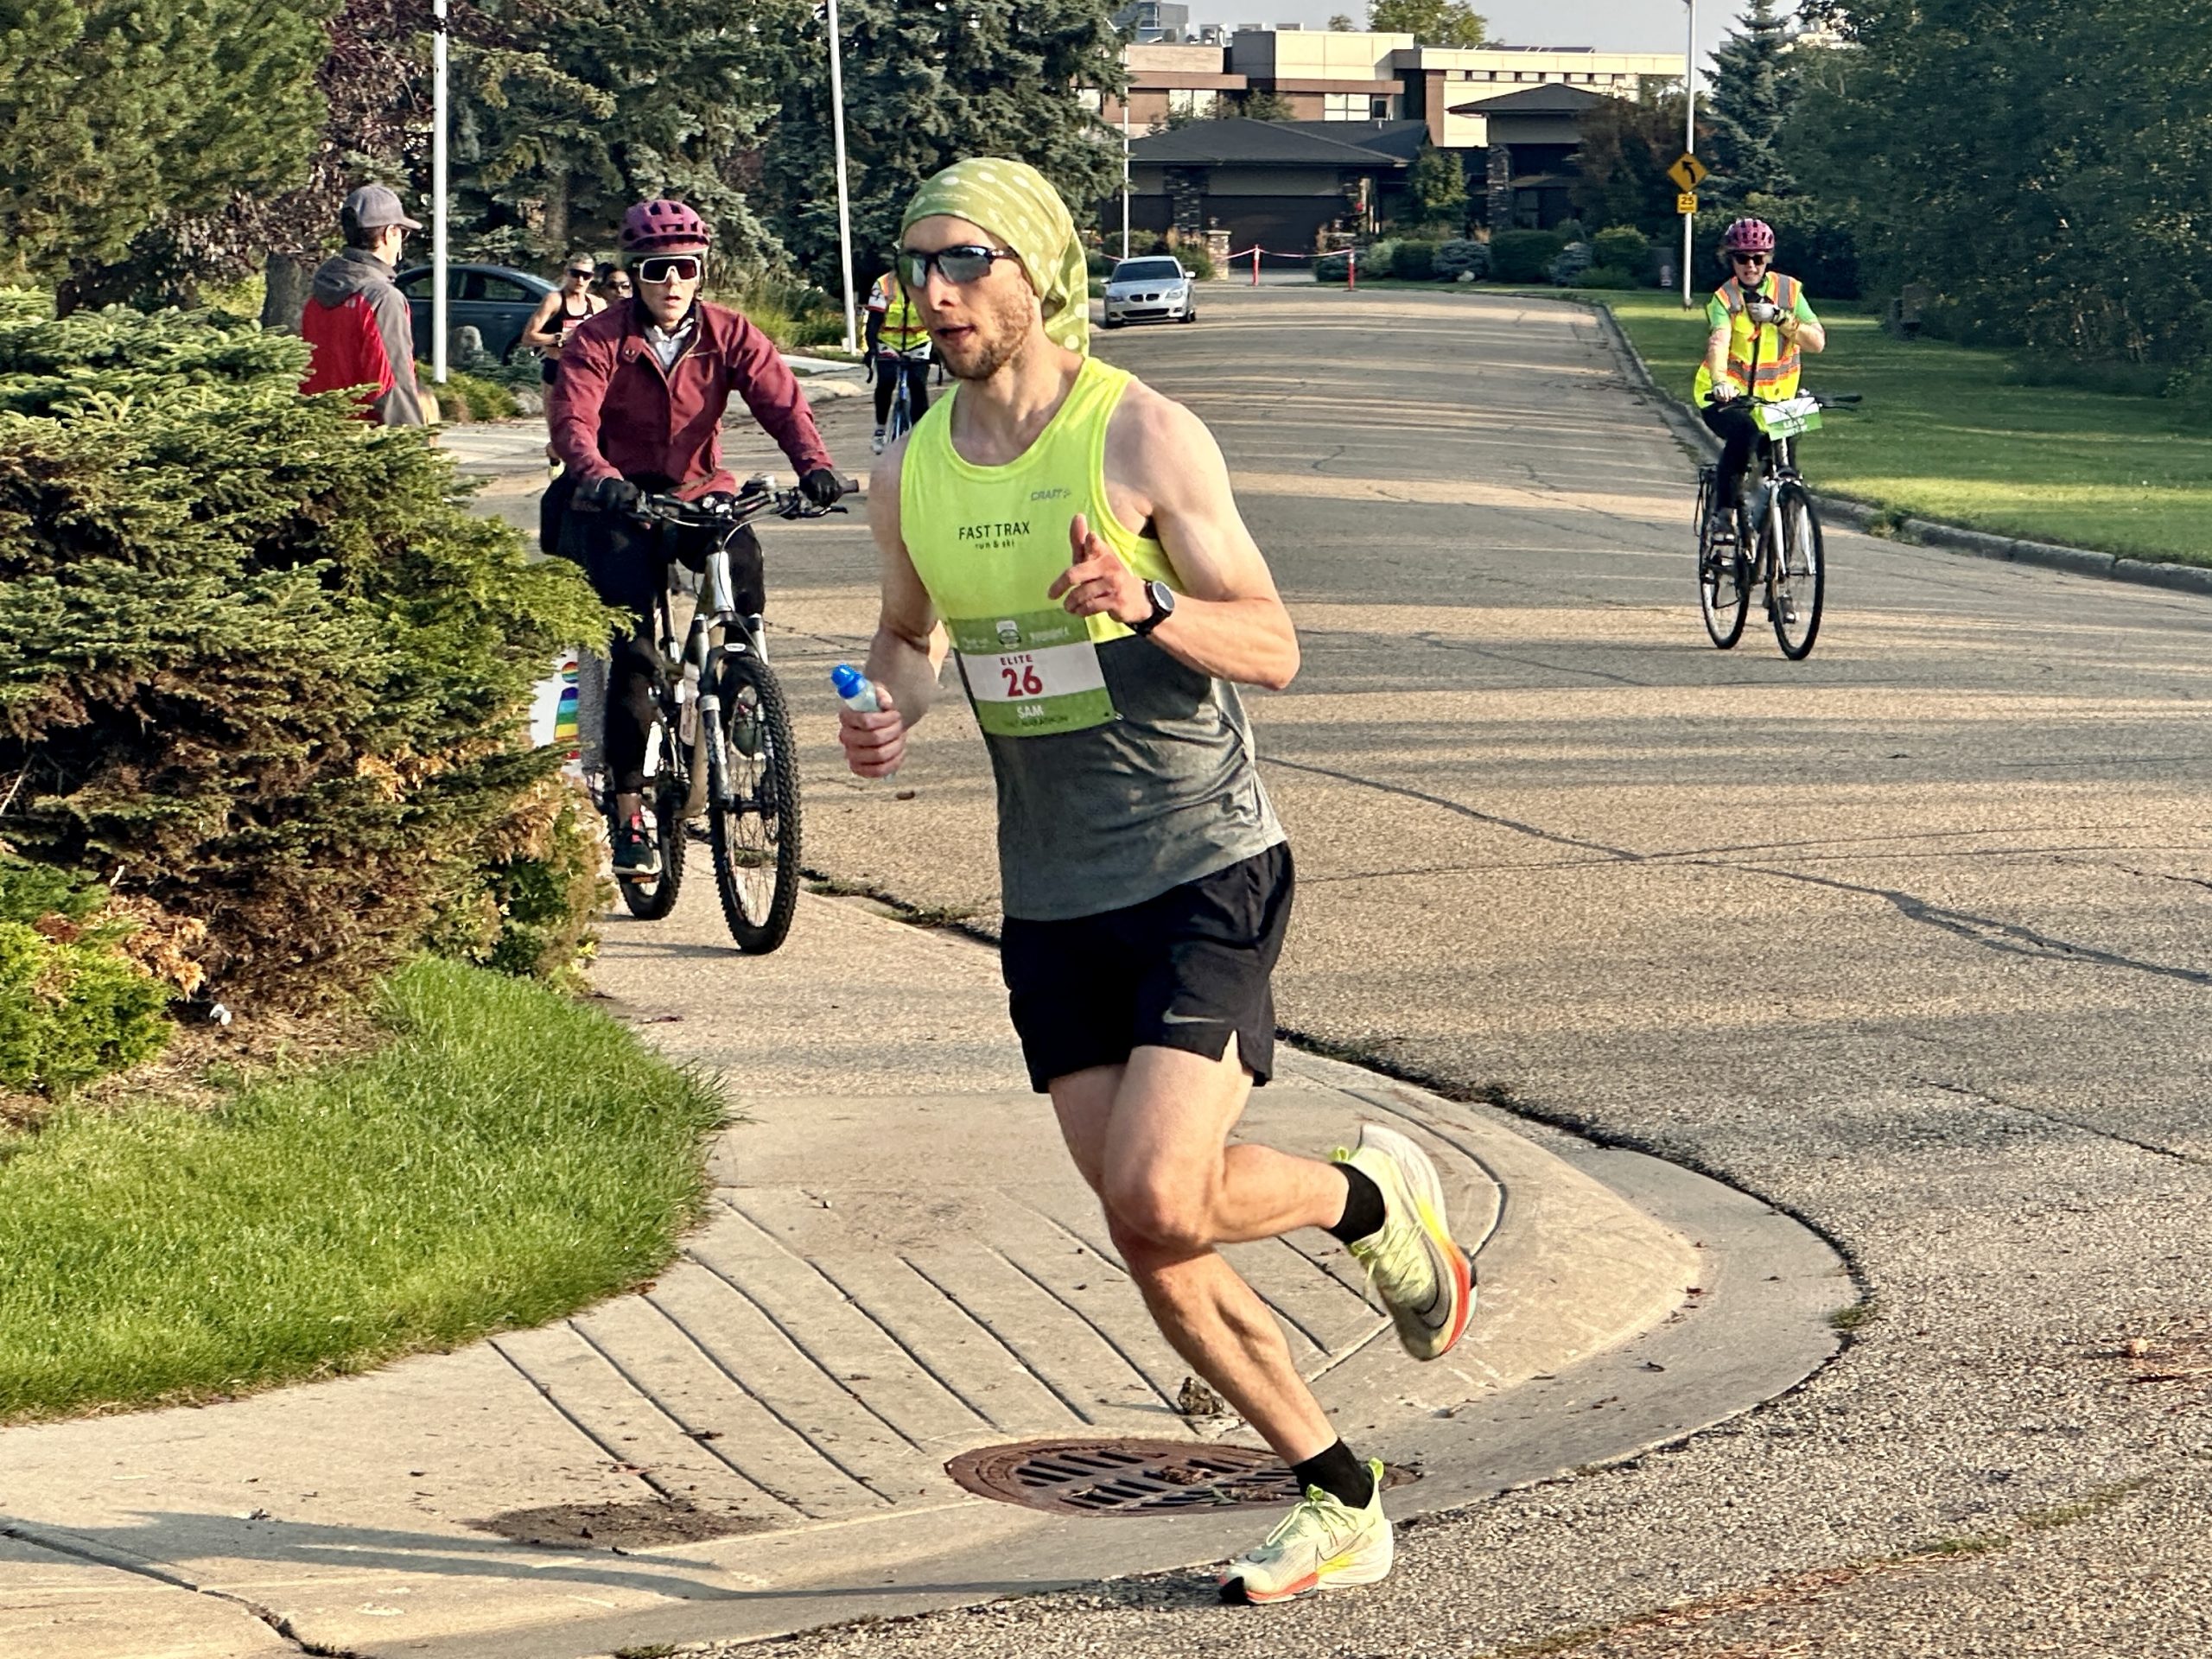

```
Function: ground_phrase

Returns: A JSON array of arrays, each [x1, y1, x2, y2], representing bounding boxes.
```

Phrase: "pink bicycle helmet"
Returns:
[[1720, 217, 1777, 254], [619, 199, 712, 255]]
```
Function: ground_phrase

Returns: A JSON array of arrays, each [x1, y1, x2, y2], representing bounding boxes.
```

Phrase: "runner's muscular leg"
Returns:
[[1048, 1045, 1349, 1464]]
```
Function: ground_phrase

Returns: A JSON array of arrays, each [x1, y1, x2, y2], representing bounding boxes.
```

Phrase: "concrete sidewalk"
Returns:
[[0, 875, 1847, 1659]]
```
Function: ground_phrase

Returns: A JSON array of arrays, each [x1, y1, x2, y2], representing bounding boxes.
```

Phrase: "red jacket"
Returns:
[[547, 298, 833, 498]]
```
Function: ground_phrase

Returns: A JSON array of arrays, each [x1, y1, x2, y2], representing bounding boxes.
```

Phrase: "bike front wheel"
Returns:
[[1697, 474, 1750, 650], [705, 648, 802, 953], [1767, 484, 1825, 659]]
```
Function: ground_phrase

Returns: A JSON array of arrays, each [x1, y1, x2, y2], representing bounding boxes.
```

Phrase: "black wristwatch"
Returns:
[[1131, 579, 1177, 637]]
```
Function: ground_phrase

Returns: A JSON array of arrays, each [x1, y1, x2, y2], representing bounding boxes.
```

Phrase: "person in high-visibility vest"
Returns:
[[865, 267, 935, 453], [1694, 217, 1827, 541]]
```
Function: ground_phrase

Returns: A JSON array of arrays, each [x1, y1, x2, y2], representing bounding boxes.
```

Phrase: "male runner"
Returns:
[[836, 157, 1474, 1602]]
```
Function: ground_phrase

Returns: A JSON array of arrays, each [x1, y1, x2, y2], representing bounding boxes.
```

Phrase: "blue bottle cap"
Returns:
[[830, 664, 867, 700]]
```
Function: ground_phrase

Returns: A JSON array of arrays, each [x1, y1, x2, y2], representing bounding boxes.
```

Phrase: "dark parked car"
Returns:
[[395, 262, 558, 364]]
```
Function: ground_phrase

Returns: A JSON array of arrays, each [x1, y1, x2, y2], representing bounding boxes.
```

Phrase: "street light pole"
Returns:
[[1122, 96, 1132, 259], [1681, 0, 1697, 310], [432, 0, 448, 383], [826, 0, 860, 353]]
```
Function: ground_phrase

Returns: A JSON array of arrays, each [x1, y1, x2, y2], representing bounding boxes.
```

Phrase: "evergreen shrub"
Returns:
[[0, 294, 616, 1009], [1315, 251, 1352, 284], [1435, 240, 1489, 281], [0, 855, 171, 1095], [1549, 241, 1595, 286], [420, 367, 520, 423], [1593, 226, 1652, 275], [1490, 231, 1567, 284], [1391, 242, 1437, 281]]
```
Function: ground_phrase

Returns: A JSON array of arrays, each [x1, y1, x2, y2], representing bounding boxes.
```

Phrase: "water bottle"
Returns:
[[830, 664, 882, 713], [831, 664, 897, 780]]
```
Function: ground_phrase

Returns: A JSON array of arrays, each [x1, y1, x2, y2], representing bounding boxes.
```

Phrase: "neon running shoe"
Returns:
[[1219, 1460, 1391, 1604], [1332, 1123, 1474, 1361]]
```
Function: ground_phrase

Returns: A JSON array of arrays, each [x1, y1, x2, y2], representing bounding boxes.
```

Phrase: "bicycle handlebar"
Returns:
[[629, 475, 857, 530]]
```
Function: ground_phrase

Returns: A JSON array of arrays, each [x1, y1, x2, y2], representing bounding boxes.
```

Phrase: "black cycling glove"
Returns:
[[799, 468, 845, 508], [584, 475, 641, 514]]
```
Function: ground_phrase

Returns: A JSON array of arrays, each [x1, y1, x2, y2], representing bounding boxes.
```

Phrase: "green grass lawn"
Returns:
[[1604, 292, 2212, 566], [0, 957, 724, 1422]]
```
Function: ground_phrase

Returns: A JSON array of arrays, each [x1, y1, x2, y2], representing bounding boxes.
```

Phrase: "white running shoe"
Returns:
[[1219, 1461, 1392, 1604], [1333, 1123, 1474, 1361]]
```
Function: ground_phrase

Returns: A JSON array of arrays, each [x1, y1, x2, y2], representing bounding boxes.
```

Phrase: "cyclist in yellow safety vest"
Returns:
[[866, 267, 934, 453], [1694, 217, 1827, 542]]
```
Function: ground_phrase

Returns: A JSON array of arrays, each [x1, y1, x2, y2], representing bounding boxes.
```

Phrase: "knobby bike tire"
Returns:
[[1769, 483, 1825, 659], [617, 716, 688, 920], [706, 649, 803, 953], [1696, 472, 1751, 650]]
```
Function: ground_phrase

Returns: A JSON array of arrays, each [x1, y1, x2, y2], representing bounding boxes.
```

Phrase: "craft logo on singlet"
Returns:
[[957, 518, 1031, 553]]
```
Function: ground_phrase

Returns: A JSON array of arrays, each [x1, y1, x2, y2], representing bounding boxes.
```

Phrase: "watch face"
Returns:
[[1148, 580, 1176, 615]]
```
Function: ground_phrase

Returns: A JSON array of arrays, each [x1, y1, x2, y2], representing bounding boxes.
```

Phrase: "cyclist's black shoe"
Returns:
[[613, 821, 661, 879], [871, 425, 887, 454], [1703, 508, 1736, 545]]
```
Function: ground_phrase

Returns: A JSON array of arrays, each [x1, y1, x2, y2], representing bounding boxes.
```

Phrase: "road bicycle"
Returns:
[[881, 342, 936, 446], [1696, 391, 1860, 659], [599, 478, 847, 953]]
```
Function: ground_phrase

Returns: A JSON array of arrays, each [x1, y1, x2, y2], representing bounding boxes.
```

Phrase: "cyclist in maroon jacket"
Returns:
[[546, 199, 844, 876]]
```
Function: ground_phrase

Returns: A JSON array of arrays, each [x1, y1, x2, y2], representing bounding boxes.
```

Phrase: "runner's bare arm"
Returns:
[[1060, 384, 1298, 690], [842, 441, 949, 778], [518, 289, 565, 353]]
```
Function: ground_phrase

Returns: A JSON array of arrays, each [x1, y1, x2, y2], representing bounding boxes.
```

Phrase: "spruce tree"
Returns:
[[1704, 0, 1796, 206], [763, 0, 1126, 292], [0, 1, 337, 307]]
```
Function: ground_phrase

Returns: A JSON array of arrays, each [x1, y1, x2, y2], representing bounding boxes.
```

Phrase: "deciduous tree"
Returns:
[[1366, 0, 1486, 48]]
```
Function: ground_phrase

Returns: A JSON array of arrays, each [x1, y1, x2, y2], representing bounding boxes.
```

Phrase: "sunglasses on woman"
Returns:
[[632, 255, 702, 284], [897, 245, 1019, 289], [1731, 251, 1770, 264]]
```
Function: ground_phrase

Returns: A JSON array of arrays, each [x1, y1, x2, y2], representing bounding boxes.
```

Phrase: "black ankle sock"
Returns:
[[1325, 1164, 1387, 1245], [1292, 1440, 1375, 1510]]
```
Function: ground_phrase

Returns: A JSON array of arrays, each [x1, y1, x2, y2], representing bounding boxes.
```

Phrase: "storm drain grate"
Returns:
[[948, 1438, 1417, 1516]]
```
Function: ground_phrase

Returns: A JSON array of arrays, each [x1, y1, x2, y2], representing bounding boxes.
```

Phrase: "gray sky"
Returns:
[[1185, 2, 1793, 79]]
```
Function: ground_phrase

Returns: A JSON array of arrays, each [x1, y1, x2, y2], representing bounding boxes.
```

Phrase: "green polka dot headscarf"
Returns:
[[900, 157, 1089, 356]]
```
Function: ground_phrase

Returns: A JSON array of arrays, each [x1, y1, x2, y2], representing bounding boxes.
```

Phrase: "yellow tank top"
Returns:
[[898, 356, 1282, 919], [900, 357, 1177, 736]]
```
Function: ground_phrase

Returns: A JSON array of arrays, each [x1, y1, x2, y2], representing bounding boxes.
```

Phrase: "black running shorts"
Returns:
[[999, 842, 1294, 1094]]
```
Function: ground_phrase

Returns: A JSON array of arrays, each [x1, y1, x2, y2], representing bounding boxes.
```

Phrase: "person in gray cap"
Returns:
[[300, 183, 426, 426]]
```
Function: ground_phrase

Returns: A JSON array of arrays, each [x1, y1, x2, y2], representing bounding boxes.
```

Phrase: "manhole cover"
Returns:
[[948, 1438, 1417, 1516]]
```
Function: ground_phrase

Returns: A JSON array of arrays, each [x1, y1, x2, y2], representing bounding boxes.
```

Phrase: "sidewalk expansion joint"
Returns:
[[897, 1253, 1100, 1426], [0, 1521, 353, 1657]]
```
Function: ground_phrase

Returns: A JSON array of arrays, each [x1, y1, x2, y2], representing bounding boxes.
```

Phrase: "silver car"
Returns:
[[1102, 257, 1198, 327]]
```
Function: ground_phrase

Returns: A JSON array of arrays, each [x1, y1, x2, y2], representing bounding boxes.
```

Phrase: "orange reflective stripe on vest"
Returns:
[[1719, 272, 1802, 401]]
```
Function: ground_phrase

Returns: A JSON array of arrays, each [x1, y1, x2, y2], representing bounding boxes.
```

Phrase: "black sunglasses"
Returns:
[[1730, 251, 1771, 263], [567, 266, 594, 277], [898, 244, 1019, 289], [632, 255, 702, 284]]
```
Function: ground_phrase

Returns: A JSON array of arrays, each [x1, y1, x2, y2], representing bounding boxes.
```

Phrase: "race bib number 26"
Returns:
[[950, 607, 1118, 738]]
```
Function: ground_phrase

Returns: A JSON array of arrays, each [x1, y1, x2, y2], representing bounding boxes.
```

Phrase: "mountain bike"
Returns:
[[600, 478, 847, 953], [1696, 391, 1859, 659]]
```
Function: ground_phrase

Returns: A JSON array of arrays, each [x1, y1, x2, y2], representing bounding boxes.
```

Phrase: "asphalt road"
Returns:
[[734, 285, 2212, 1656]]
